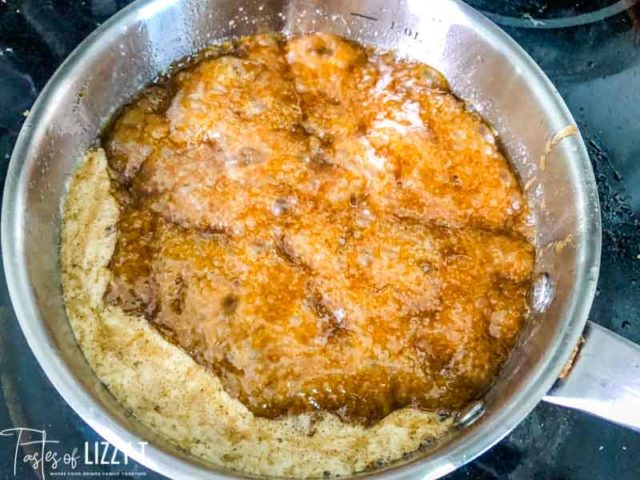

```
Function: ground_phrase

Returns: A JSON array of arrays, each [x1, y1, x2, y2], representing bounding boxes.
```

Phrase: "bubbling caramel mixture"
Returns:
[[103, 33, 534, 423]]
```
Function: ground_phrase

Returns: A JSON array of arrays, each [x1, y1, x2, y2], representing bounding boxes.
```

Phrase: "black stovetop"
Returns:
[[0, 1, 639, 479]]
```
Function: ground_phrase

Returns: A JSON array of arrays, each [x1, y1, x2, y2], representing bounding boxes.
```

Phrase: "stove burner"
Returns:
[[468, 0, 637, 29], [462, 0, 640, 81]]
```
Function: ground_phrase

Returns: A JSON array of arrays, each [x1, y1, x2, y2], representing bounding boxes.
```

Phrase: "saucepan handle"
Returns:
[[543, 321, 640, 432]]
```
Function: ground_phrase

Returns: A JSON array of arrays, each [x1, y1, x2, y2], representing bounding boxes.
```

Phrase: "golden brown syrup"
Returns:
[[103, 33, 534, 423]]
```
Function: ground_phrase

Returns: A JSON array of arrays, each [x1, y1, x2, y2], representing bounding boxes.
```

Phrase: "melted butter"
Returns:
[[103, 33, 534, 423]]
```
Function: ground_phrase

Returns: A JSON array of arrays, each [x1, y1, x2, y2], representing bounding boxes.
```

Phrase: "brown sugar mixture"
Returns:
[[103, 33, 534, 423]]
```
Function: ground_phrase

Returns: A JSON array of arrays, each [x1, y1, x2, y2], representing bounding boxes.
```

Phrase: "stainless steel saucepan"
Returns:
[[2, 0, 639, 478]]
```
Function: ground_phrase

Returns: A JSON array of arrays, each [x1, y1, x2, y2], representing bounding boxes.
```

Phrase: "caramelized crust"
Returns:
[[103, 33, 534, 423]]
